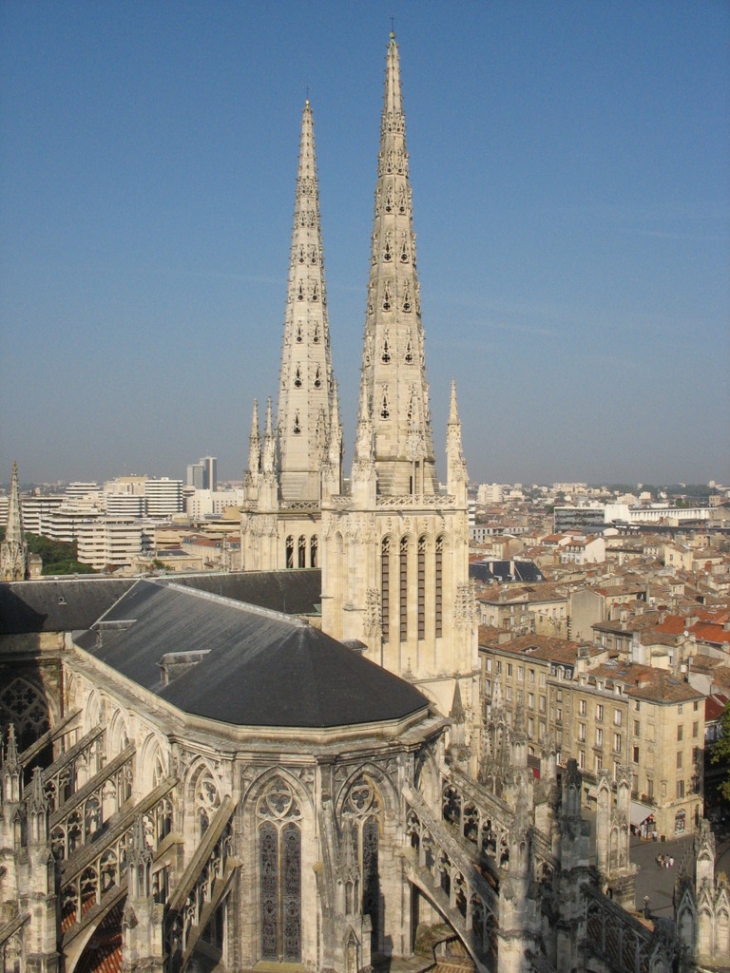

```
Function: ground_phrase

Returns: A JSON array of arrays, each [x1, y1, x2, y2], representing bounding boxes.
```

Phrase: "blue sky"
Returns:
[[1, 0, 728, 487]]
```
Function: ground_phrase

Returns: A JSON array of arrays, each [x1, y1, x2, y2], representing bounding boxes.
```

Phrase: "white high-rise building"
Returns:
[[144, 478, 183, 518]]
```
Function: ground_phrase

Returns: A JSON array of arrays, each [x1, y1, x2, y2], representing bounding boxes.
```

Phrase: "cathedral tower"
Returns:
[[241, 101, 341, 571], [321, 35, 477, 719], [1, 461, 29, 581]]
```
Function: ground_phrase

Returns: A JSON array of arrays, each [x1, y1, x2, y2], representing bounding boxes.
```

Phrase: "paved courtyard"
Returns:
[[630, 820, 730, 919]]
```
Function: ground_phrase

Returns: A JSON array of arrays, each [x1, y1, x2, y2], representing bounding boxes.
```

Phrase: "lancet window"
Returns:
[[298, 536, 306, 569], [286, 536, 294, 570], [381, 537, 390, 643], [399, 537, 408, 641], [310, 535, 318, 569], [342, 777, 382, 952], [435, 535, 444, 638], [258, 777, 302, 962], [418, 535, 426, 640]]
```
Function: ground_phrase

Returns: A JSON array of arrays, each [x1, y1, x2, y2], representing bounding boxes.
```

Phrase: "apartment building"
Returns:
[[479, 632, 705, 838]]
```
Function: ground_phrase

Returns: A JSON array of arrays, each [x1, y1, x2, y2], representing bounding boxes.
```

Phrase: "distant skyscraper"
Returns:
[[187, 456, 217, 491]]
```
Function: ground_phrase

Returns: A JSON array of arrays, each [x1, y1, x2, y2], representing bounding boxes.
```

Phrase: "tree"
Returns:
[[711, 701, 730, 802]]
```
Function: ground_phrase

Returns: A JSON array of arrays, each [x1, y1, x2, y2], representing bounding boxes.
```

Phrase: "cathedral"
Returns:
[[0, 34, 713, 973]]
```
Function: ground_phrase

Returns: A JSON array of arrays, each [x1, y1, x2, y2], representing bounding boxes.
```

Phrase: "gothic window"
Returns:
[[286, 536, 294, 570], [298, 536, 306, 569], [381, 537, 390, 643], [418, 536, 426, 640], [343, 778, 382, 952], [293, 413, 301, 435], [308, 244, 317, 265], [0, 677, 50, 752], [435, 535, 444, 638], [258, 777, 302, 962], [294, 366, 302, 388], [384, 185, 392, 213], [311, 282, 319, 302], [383, 233, 392, 262], [313, 366, 322, 389], [398, 185, 407, 214], [297, 245, 305, 264], [310, 535, 318, 569], [382, 281, 391, 311], [399, 536, 408, 641], [404, 339, 414, 364], [194, 768, 221, 839]]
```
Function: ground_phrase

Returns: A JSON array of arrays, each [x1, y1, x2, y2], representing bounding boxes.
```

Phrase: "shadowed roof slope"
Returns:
[[75, 580, 427, 728]]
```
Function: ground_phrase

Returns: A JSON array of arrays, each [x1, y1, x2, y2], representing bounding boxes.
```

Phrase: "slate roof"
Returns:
[[0, 577, 134, 634], [0, 569, 322, 635], [172, 568, 322, 615], [75, 580, 427, 729]]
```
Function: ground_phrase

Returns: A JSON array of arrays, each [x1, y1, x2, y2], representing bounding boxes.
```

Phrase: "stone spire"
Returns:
[[446, 380, 469, 503], [358, 33, 437, 496], [277, 99, 336, 502], [1, 461, 29, 581]]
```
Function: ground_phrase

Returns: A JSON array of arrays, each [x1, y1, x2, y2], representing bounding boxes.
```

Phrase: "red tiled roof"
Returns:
[[74, 899, 125, 973], [705, 692, 729, 723]]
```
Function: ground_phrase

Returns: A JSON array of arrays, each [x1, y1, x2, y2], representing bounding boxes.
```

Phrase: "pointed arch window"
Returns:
[[418, 535, 426, 640], [399, 536, 408, 641], [296, 323, 303, 342], [381, 537, 390, 643], [297, 245, 305, 264], [294, 366, 302, 388], [312, 323, 320, 343], [297, 283, 304, 302], [404, 339, 414, 364], [310, 535, 318, 569], [258, 778, 301, 962], [383, 233, 392, 262], [194, 768, 221, 839], [398, 184, 407, 214], [435, 535, 444, 638], [384, 185, 393, 213], [286, 536, 294, 570], [382, 281, 392, 311], [298, 535, 306, 569], [343, 778, 382, 952]]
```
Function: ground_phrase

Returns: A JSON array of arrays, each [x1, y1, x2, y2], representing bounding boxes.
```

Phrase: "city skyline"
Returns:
[[1, 1, 728, 486]]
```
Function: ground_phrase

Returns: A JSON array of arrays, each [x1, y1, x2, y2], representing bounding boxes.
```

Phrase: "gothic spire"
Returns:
[[262, 397, 277, 475], [277, 99, 336, 502], [358, 33, 437, 496], [247, 399, 261, 476], [1, 461, 29, 581]]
